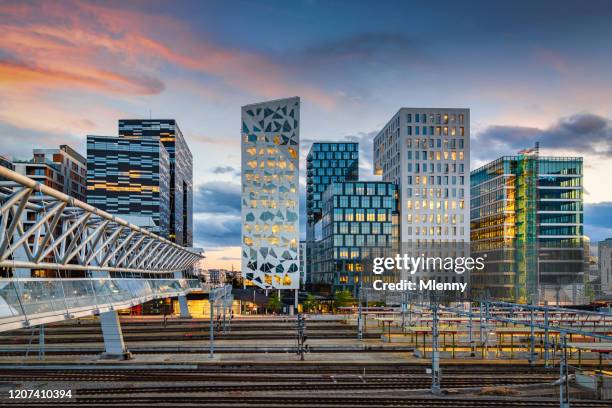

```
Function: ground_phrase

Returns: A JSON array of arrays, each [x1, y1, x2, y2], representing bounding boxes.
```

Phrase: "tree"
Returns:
[[266, 291, 283, 313], [303, 293, 318, 313], [333, 289, 355, 312]]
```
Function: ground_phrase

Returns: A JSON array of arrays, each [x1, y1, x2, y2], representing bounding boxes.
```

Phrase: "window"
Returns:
[[366, 208, 375, 221], [356, 209, 365, 221]]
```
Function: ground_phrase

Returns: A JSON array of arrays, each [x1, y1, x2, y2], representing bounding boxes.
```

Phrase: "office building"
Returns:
[[13, 145, 87, 201], [241, 97, 300, 290], [599, 238, 612, 295], [86, 135, 171, 237], [312, 181, 397, 294], [373, 108, 470, 244], [119, 119, 193, 246], [306, 142, 359, 283], [471, 146, 585, 303]]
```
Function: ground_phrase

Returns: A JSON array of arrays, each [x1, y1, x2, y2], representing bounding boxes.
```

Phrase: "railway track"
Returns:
[[2, 395, 608, 407], [1, 364, 606, 407]]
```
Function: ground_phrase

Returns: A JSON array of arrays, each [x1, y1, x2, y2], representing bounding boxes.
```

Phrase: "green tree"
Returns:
[[266, 291, 283, 313], [333, 289, 355, 312], [303, 293, 318, 313]]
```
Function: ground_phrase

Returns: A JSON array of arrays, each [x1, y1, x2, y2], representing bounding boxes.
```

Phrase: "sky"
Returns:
[[1, 0, 611, 268]]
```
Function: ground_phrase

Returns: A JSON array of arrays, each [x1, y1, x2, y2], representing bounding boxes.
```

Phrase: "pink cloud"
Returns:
[[0, 1, 337, 108]]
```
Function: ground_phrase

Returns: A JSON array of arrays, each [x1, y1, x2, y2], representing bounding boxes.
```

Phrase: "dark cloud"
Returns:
[[0, 122, 85, 158], [192, 181, 241, 247], [584, 202, 612, 245], [585, 202, 612, 227], [473, 113, 612, 162], [193, 181, 240, 215], [194, 215, 240, 247], [211, 165, 237, 174]]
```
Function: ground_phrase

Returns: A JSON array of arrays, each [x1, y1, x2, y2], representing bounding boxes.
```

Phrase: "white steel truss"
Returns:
[[0, 166, 202, 274]]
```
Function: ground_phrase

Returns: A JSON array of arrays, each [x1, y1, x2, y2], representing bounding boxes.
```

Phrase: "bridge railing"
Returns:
[[0, 166, 203, 274], [0, 278, 202, 332]]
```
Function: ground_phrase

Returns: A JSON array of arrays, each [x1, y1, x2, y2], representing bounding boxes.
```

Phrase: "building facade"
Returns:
[[598, 238, 612, 295], [373, 108, 470, 244], [306, 142, 359, 283], [13, 145, 87, 201], [241, 97, 300, 290], [312, 181, 397, 294], [471, 148, 585, 303], [87, 135, 171, 237], [118, 119, 193, 246]]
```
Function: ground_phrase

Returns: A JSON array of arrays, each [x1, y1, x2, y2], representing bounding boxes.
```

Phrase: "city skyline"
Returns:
[[1, 0, 612, 268]]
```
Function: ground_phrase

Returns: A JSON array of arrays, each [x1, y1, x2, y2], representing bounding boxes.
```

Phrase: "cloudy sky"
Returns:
[[1, 0, 611, 268]]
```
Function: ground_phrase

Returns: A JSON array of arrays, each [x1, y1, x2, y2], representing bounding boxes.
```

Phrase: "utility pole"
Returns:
[[38, 324, 44, 360], [544, 307, 550, 368], [209, 292, 215, 359], [529, 305, 536, 366], [431, 298, 441, 394], [560, 334, 570, 408], [296, 313, 307, 361], [357, 269, 363, 340], [467, 302, 474, 357]]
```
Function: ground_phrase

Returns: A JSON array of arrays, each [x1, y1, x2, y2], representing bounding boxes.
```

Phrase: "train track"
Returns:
[[2, 396, 608, 407], [1, 364, 605, 407]]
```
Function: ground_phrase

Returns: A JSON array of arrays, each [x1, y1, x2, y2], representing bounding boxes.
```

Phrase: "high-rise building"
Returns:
[[471, 146, 585, 303], [373, 109, 470, 244], [306, 142, 359, 283], [13, 145, 87, 201], [241, 97, 300, 290], [118, 119, 193, 246], [312, 181, 397, 295], [86, 135, 171, 237], [598, 238, 612, 295]]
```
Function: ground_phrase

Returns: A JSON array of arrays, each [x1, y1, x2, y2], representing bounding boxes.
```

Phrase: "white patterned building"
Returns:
[[241, 97, 300, 289]]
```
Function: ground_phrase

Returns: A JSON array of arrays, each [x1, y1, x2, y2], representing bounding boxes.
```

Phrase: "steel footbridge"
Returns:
[[0, 166, 206, 358]]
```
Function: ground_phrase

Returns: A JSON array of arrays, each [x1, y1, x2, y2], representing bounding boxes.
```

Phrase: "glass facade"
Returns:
[[471, 151, 584, 303], [241, 97, 300, 290], [306, 142, 359, 284], [86, 135, 171, 238], [118, 120, 193, 246], [306, 142, 359, 224], [313, 181, 397, 294]]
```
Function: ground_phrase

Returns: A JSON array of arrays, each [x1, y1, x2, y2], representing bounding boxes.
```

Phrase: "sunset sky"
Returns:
[[1, 0, 611, 268]]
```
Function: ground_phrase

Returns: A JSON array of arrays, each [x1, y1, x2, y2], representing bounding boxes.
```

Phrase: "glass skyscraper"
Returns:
[[312, 181, 397, 294], [306, 142, 359, 283], [241, 97, 300, 290], [87, 135, 171, 237], [118, 119, 193, 246], [471, 147, 585, 303]]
